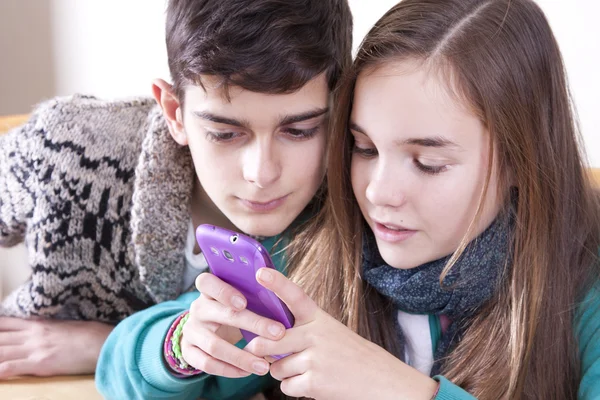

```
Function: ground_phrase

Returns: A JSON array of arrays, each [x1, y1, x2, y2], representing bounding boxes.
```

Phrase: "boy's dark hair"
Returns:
[[165, 0, 352, 100]]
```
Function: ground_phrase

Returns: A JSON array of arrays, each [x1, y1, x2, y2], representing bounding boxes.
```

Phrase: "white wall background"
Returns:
[[0, 0, 597, 164], [1, 0, 599, 296]]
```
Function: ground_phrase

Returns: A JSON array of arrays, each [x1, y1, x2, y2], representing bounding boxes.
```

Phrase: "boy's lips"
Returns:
[[239, 195, 289, 212]]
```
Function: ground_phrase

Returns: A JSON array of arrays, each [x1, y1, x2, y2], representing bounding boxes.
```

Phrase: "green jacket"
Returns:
[[96, 246, 600, 399]]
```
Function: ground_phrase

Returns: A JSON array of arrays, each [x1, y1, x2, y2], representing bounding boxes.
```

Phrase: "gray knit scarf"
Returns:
[[362, 212, 513, 375]]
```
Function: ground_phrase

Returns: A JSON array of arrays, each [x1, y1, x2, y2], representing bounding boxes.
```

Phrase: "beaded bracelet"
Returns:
[[163, 311, 203, 377]]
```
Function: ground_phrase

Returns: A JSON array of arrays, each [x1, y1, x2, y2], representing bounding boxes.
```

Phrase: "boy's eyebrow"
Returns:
[[349, 121, 461, 149], [192, 112, 249, 128], [192, 107, 328, 129], [279, 107, 329, 126]]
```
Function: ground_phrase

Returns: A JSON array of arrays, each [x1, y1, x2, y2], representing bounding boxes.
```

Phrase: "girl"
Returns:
[[237, 0, 600, 398]]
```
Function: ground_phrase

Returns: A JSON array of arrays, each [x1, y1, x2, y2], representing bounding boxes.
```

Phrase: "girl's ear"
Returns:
[[152, 78, 187, 145]]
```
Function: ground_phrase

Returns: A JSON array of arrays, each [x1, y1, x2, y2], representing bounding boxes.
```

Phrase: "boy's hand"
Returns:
[[0, 317, 113, 378], [181, 272, 285, 378]]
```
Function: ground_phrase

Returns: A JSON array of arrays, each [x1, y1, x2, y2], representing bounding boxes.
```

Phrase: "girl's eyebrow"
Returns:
[[398, 137, 461, 149], [349, 121, 462, 149], [349, 121, 367, 135]]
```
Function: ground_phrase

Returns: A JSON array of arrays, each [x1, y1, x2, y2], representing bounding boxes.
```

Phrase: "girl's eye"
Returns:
[[205, 131, 243, 142], [352, 144, 378, 158], [282, 127, 320, 140], [414, 159, 447, 175]]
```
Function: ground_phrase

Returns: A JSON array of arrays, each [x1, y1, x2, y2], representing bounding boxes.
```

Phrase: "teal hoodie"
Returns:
[[97, 253, 600, 399]]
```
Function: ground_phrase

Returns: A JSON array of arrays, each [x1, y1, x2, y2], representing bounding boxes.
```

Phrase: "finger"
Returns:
[[0, 332, 23, 346], [195, 273, 247, 311], [280, 373, 313, 399], [200, 301, 285, 340], [269, 352, 307, 381], [0, 359, 36, 378], [188, 297, 220, 333], [180, 339, 250, 378], [255, 268, 317, 324], [0, 345, 28, 362], [183, 326, 270, 376], [245, 326, 305, 358], [0, 317, 31, 331]]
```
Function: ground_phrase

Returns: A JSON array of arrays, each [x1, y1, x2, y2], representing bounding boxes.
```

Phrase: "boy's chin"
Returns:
[[232, 216, 290, 238]]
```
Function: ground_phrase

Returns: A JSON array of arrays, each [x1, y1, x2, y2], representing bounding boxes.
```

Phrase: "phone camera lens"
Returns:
[[223, 250, 234, 262]]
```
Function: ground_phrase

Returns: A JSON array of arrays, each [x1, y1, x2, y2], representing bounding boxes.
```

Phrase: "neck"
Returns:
[[190, 178, 237, 253]]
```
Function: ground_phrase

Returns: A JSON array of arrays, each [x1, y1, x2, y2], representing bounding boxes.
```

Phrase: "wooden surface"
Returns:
[[0, 114, 28, 134], [591, 169, 600, 187], [0, 375, 101, 400]]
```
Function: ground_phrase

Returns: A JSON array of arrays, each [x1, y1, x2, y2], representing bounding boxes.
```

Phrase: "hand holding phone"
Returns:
[[195, 224, 295, 347], [181, 271, 287, 377]]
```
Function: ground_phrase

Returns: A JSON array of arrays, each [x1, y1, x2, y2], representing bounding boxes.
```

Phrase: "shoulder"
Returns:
[[576, 281, 600, 399], [15, 94, 163, 168], [32, 94, 156, 116], [576, 281, 600, 332], [28, 94, 159, 143]]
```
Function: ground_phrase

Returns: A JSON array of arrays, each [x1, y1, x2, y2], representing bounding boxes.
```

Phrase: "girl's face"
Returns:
[[350, 59, 503, 269]]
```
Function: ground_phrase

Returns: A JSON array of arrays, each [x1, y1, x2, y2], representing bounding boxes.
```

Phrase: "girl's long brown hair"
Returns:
[[286, 0, 600, 398]]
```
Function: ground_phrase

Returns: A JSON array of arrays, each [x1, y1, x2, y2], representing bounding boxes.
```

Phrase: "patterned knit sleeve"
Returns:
[[0, 113, 40, 247]]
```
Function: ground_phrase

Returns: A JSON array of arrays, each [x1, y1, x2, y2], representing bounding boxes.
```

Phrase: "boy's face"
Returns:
[[168, 74, 328, 237]]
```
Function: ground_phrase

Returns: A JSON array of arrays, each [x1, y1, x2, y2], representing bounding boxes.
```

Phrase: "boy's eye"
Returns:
[[414, 159, 447, 175], [206, 131, 242, 142], [282, 127, 320, 140]]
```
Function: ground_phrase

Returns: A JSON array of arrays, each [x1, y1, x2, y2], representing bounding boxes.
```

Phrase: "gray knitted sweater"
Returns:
[[0, 95, 195, 323]]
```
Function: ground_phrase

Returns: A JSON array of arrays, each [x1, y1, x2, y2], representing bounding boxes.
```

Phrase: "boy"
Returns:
[[0, 0, 352, 389]]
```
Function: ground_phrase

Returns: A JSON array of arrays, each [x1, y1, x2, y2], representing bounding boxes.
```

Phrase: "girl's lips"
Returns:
[[240, 195, 288, 212], [373, 222, 417, 243]]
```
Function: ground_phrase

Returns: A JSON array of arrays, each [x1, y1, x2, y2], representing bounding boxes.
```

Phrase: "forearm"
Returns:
[[96, 291, 275, 400], [96, 292, 205, 399]]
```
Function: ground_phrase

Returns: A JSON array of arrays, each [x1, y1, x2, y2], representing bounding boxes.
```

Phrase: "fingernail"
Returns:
[[257, 269, 273, 283], [253, 361, 269, 374], [268, 324, 283, 337], [232, 296, 246, 310]]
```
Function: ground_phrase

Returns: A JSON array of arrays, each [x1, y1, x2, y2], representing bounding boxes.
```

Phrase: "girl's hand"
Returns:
[[0, 317, 112, 378], [181, 272, 286, 378], [246, 268, 439, 400]]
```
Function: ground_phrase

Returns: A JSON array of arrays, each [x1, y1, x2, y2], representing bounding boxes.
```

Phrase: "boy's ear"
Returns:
[[152, 78, 187, 145]]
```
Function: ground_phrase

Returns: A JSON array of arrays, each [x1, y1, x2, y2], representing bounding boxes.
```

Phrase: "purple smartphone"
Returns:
[[195, 224, 295, 346]]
